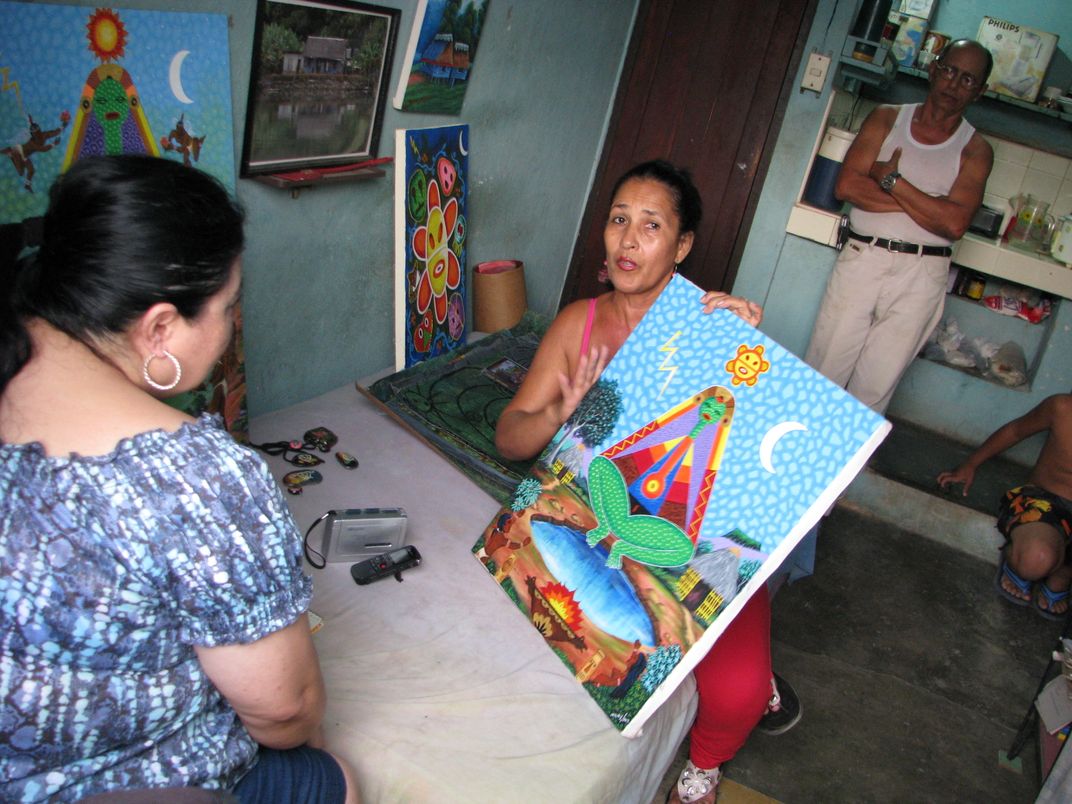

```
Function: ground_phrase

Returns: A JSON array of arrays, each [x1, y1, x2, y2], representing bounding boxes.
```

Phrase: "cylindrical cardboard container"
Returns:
[[473, 260, 527, 333]]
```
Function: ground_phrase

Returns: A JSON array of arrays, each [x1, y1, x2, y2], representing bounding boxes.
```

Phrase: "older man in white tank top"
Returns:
[[805, 39, 994, 414]]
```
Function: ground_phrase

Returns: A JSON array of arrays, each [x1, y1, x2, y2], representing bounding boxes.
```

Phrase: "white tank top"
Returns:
[[849, 103, 975, 246]]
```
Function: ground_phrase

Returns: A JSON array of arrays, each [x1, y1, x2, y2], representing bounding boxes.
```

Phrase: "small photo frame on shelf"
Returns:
[[240, 0, 401, 177]]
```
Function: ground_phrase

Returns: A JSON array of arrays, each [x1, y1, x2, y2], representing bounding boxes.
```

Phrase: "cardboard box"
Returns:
[[977, 16, 1059, 103], [898, 0, 935, 20], [889, 13, 929, 69]]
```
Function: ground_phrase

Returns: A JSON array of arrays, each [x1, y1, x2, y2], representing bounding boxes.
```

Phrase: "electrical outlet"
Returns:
[[801, 52, 831, 93]]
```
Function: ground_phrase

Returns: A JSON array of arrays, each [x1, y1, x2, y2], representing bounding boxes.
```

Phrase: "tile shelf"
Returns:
[[785, 203, 1072, 299], [952, 233, 1072, 301]]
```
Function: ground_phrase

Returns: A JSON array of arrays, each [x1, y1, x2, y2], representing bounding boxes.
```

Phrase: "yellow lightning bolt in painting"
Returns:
[[656, 330, 683, 398]]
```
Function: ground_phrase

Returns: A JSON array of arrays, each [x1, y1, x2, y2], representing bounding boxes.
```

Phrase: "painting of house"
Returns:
[[240, 0, 399, 174], [393, 0, 489, 114], [417, 33, 470, 85], [301, 36, 347, 74]]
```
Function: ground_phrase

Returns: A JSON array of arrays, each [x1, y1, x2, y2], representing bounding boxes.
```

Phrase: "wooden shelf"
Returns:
[[245, 157, 392, 197], [249, 165, 387, 197]]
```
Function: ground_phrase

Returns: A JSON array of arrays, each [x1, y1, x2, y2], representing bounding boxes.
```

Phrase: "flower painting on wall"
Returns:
[[394, 124, 469, 369]]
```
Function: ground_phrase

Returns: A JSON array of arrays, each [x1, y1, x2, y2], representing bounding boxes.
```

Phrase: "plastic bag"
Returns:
[[982, 295, 1052, 324], [984, 341, 1028, 387], [923, 318, 990, 368]]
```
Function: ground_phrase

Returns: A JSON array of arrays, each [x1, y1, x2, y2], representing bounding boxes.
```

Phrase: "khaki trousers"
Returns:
[[805, 238, 950, 414]]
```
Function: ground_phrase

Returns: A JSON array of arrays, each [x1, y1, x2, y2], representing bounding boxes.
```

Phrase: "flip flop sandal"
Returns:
[[1034, 583, 1070, 621], [994, 560, 1032, 607]]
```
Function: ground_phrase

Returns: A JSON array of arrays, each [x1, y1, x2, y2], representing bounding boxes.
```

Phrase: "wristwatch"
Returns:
[[880, 170, 901, 193]]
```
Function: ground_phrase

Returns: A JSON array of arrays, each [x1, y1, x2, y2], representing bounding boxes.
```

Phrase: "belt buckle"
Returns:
[[887, 240, 919, 255]]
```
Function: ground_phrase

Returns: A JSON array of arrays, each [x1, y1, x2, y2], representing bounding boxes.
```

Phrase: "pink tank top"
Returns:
[[579, 298, 597, 361]]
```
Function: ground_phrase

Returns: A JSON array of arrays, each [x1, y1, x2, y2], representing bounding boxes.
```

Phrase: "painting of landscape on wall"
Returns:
[[393, 0, 489, 114]]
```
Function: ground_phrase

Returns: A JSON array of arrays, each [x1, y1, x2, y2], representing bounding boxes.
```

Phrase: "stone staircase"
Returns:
[[839, 417, 1030, 566]]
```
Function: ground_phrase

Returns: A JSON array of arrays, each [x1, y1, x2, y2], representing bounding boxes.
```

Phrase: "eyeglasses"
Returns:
[[934, 61, 982, 91]]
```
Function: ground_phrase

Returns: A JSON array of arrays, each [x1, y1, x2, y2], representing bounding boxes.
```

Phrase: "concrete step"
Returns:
[[840, 467, 1003, 565]]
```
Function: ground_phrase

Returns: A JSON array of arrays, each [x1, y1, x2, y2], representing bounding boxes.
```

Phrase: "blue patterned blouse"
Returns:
[[0, 415, 314, 802]]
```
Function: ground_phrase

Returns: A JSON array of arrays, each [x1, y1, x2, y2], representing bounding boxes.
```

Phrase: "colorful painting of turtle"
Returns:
[[472, 274, 891, 737]]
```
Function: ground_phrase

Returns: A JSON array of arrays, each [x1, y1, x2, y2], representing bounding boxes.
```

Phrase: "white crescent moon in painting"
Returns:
[[169, 50, 194, 105], [759, 421, 807, 474], [458, 129, 468, 156]]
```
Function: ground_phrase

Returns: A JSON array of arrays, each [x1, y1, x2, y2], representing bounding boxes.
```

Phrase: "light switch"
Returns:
[[801, 52, 831, 93]]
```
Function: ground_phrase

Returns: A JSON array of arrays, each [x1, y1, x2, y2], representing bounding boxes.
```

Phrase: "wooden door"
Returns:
[[561, 0, 815, 305]]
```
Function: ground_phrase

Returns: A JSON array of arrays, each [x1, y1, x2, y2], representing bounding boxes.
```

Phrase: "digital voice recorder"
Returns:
[[350, 545, 422, 585]]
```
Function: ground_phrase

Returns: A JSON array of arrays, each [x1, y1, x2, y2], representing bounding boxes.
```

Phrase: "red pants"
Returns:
[[688, 590, 772, 768]]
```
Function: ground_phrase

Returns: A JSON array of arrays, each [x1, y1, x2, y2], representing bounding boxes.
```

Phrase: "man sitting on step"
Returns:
[[938, 394, 1072, 620]]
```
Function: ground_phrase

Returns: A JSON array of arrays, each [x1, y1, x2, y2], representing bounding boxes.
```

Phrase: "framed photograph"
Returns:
[[240, 0, 400, 176]]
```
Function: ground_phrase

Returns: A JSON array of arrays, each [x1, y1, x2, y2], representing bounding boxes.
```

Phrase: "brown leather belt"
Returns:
[[847, 230, 952, 258]]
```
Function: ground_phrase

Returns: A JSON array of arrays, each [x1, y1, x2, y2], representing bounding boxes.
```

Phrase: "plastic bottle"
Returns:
[[802, 128, 856, 212]]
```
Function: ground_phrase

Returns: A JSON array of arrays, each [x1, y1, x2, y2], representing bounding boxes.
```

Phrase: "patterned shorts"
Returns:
[[996, 485, 1072, 545]]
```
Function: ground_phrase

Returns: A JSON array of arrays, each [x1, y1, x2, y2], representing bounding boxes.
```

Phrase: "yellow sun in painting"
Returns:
[[541, 582, 583, 631], [86, 8, 127, 63]]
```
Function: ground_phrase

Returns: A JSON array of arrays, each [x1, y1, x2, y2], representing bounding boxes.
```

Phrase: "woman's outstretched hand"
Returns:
[[555, 344, 609, 423], [700, 291, 763, 327]]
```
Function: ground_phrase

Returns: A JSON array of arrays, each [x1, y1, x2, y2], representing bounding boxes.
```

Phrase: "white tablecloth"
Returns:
[[249, 384, 697, 803]]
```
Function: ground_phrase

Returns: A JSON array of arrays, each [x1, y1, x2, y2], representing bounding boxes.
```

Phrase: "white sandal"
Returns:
[[673, 759, 722, 803]]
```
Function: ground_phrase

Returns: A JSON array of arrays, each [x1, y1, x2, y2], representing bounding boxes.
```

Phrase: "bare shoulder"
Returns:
[[846, 106, 898, 156], [556, 297, 597, 328], [860, 105, 899, 132], [873, 104, 901, 123], [964, 132, 994, 165], [1045, 393, 1072, 420], [1021, 393, 1072, 433], [542, 297, 597, 346], [522, 298, 593, 375]]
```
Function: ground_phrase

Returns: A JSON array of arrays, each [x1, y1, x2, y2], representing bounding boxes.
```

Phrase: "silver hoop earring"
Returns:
[[143, 350, 182, 391]]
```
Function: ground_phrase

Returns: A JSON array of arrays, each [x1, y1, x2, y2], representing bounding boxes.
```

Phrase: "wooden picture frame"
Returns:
[[240, 0, 400, 176]]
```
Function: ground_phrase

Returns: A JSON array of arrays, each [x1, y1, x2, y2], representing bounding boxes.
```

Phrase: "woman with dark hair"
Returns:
[[496, 160, 787, 803], [0, 156, 356, 803]]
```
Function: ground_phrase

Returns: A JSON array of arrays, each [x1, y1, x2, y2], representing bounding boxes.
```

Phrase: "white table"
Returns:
[[249, 384, 696, 803]]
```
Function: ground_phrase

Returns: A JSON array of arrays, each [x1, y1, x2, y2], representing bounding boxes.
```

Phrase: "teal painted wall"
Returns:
[[21, 0, 1065, 458], [734, 0, 1072, 464], [23, 0, 636, 417]]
